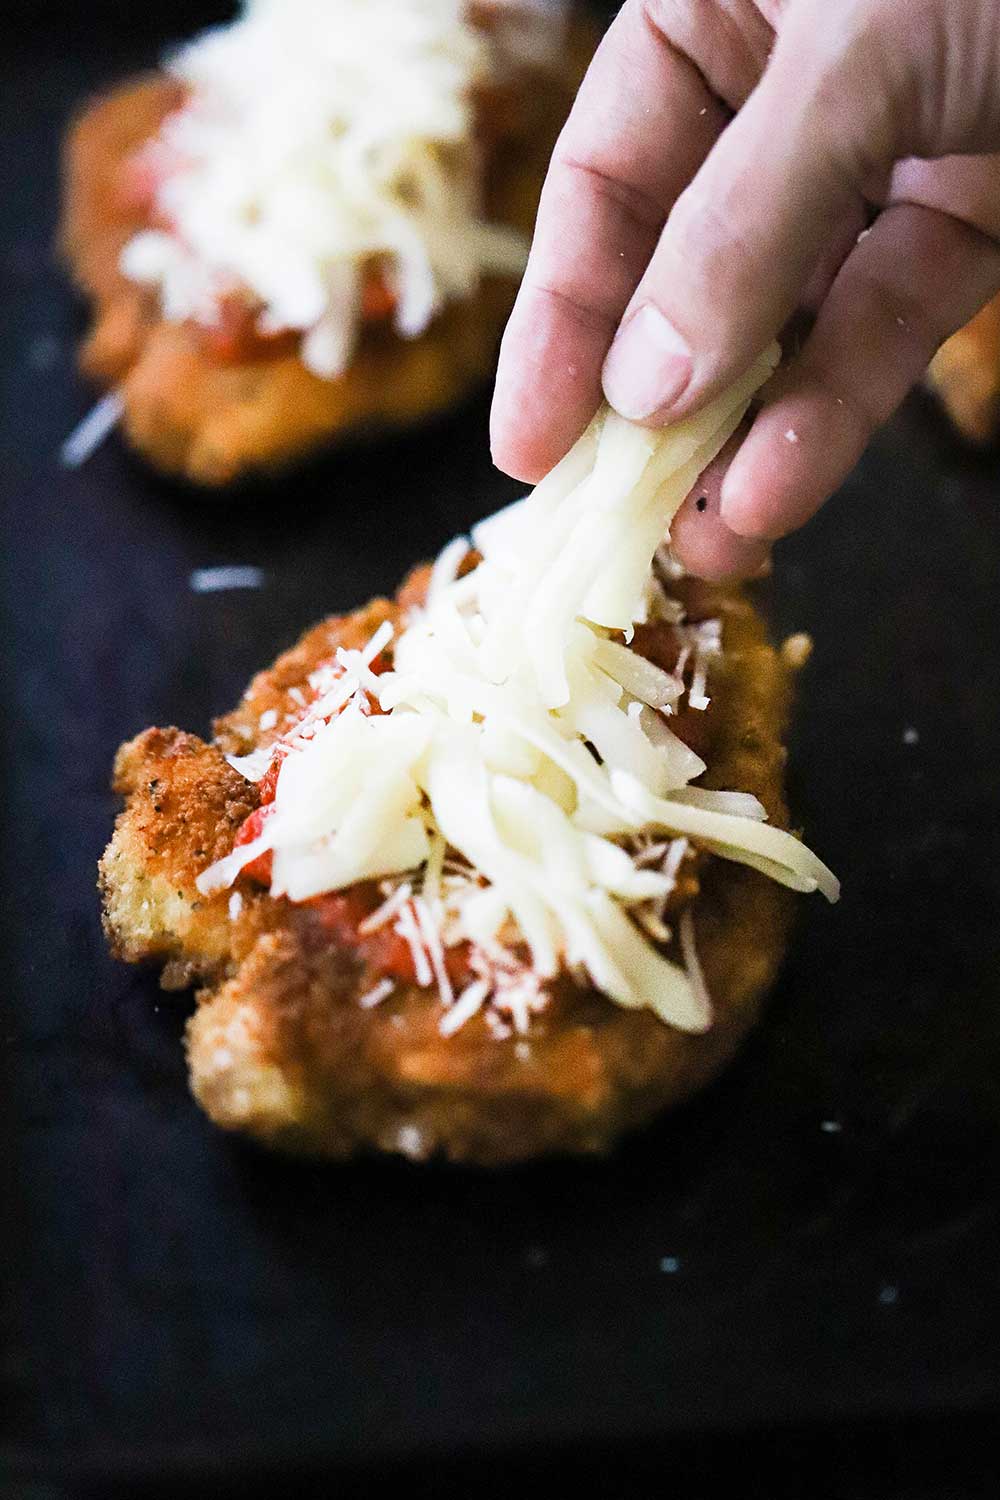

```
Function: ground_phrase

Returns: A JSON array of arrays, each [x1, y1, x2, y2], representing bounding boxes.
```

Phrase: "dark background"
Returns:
[[3, 4, 1000, 1496]]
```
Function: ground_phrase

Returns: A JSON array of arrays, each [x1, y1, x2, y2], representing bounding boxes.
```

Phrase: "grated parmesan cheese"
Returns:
[[684, 619, 722, 712], [358, 880, 413, 933], [678, 907, 712, 1024], [413, 894, 455, 1008], [199, 351, 839, 1034], [439, 978, 489, 1035], [358, 977, 396, 1009], [394, 901, 434, 988]]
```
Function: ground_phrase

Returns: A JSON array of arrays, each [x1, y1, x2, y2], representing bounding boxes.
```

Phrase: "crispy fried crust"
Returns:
[[100, 727, 261, 988], [100, 574, 799, 1164], [60, 22, 594, 486], [926, 294, 1000, 444]]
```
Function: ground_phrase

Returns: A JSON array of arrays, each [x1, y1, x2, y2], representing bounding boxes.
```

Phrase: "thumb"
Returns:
[[601, 0, 903, 425]]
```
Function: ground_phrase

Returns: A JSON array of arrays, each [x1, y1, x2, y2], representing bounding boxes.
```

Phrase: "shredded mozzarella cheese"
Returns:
[[120, 0, 562, 377], [198, 352, 839, 1034], [358, 978, 396, 1009]]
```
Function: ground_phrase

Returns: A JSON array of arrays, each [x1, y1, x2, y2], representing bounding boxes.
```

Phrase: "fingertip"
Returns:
[[488, 429, 548, 486], [671, 528, 771, 582], [491, 285, 607, 483], [718, 457, 782, 540], [720, 401, 848, 540], [601, 303, 694, 423], [489, 380, 585, 483], [489, 365, 560, 485], [670, 506, 771, 580], [669, 426, 772, 580]]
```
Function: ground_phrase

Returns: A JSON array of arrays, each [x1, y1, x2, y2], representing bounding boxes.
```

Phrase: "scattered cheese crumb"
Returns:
[[902, 726, 919, 746], [784, 427, 799, 444], [258, 708, 278, 731], [438, 979, 489, 1036], [413, 895, 455, 1008], [359, 882, 413, 933], [394, 903, 434, 989], [659, 1256, 680, 1273], [190, 565, 264, 593], [781, 632, 813, 669], [228, 891, 243, 922], [359, 978, 395, 1009], [60, 390, 124, 468], [678, 909, 712, 1026], [395, 1124, 427, 1159]]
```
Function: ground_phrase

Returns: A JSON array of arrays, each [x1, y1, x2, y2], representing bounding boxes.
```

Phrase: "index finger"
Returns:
[[489, 2, 727, 483]]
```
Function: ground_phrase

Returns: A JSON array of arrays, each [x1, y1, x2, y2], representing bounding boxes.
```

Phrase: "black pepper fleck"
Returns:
[[695, 495, 708, 512]]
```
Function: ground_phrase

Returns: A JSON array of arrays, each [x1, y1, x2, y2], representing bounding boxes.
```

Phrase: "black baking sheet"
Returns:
[[3, 8, 1000, 1496]]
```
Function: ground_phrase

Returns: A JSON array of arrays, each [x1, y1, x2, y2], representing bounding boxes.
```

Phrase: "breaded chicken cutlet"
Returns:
[[101, 567, 803, 1164], [99, 370, 837, 1165], [61, 1, 592, 485], [927, 294, 1000, 443]]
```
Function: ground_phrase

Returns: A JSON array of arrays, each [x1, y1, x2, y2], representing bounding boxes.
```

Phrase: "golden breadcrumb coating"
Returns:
[[101, 726, 260, 989], [100, 572, 800, 1164]]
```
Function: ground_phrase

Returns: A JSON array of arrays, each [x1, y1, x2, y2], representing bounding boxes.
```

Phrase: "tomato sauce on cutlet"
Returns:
[[228, 614, 704, 992]]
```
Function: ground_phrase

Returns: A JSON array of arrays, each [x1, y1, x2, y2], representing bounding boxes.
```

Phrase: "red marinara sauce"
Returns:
[[228, 649, 474, 987], [194, 267, 398, 364], [309, 887, 471, 987], [122, 122, 400, 365], [232, 647, 390, 882], [629, 620, 715, 760]]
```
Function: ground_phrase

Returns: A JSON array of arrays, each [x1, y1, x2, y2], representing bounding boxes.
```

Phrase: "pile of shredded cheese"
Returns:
[[119, 0, 562, 378], [199, 346, 839, 1034]]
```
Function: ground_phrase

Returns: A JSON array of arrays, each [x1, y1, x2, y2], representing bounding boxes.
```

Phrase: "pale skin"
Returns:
[[490, 0, 1000, 578]]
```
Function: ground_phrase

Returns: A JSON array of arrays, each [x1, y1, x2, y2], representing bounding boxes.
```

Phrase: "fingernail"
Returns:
[[602, 305, 692, 421], [719, 466, 757, 537]]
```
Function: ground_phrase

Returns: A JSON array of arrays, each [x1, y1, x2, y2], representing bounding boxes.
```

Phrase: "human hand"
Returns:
[[491, 0, 1000, 577]]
